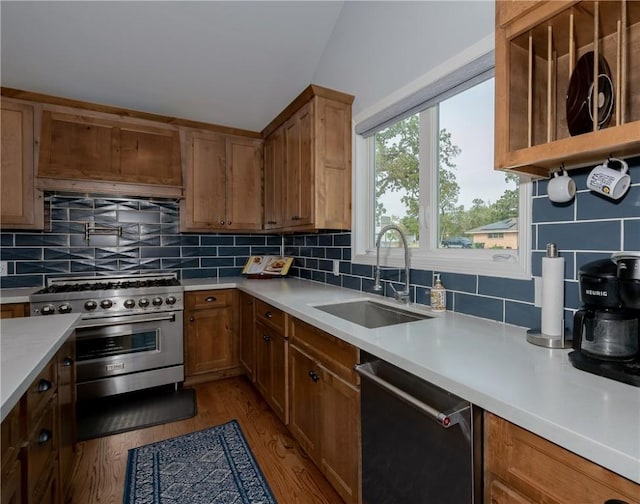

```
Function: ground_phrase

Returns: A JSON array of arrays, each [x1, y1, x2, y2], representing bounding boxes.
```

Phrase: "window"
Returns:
[[353, 61, 531, 279]]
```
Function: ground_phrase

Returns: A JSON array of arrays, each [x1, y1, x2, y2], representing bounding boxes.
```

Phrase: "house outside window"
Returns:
[[352, 53, 531, 279]]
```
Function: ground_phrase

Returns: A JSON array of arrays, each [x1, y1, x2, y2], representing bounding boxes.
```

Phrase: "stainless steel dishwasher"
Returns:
[[355, 352, 482, 503]]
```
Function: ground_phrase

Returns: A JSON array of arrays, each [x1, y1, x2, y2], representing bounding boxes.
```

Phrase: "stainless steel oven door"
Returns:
[[75, 311, 183, 383]]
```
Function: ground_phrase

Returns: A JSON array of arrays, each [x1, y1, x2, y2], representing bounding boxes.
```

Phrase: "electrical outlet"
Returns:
[[332, 259, 340, 276], [0, 261, 8, 277]]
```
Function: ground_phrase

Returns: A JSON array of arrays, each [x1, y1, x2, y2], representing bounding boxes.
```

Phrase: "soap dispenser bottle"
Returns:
[[431, 274, 446, 312]]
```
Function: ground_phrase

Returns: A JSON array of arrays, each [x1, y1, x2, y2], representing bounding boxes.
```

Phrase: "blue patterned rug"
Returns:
[[123, 420, 277, 504]]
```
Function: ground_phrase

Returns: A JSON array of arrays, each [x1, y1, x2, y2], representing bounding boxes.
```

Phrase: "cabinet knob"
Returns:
[[227, 221, 232, 225], [37, 379, 52, 393], [267, 220, 277, 225], [265, 311, 273, 319], [219, 220, 225, 225], [308, 370, 320, 382], [263, 334, 271, 342], [204, 296, 217, 302], [63, 357, 73, 367], [38, 429, 52, 444], [247, 300, 253, 305], [189, 316, 195, 322]]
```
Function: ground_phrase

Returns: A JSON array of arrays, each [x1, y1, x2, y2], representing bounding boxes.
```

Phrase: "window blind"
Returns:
[[355, 50, 495, 137]]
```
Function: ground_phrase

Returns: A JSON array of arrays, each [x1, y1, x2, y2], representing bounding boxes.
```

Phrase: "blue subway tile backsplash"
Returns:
[[1, 156, 639, 332]]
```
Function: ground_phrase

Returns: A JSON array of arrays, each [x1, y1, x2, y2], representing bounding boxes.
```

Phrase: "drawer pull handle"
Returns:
[[205, 296, 217, 303], [265, 311, 273, 319], [63, 357, 73, 367], [38, 429, 52, 444], [263, 334, 271, 342], [308, 371, 320, 382], [37, 379, 52, 393]]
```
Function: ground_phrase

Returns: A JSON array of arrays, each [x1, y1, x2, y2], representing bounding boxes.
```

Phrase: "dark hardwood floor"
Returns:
[[68, 377, 343, 503]]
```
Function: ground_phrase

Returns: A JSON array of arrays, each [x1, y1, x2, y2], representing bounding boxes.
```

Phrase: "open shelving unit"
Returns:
[[495, 0, 640, 177]]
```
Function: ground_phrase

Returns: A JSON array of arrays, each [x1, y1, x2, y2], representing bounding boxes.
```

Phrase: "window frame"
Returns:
[[352, 69, 532, 280]]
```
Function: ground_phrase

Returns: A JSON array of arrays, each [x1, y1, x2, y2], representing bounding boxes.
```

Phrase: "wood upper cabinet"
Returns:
[[484, 412, 640, 504], [1, 98, 43, 229], [288, 318, 361, 504], [181, 130, 263, 232], [262, 85, 354, 232], [37, 109, 182, 197], [495, 1, 640, 176], [185, 290, 240, 380]]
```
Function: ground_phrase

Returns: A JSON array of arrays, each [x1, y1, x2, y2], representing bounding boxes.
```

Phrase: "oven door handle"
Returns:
[[79, 312, 177, 328]]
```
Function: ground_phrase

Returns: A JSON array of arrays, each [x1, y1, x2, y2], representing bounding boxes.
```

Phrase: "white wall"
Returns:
[[313, 1, 495, 117]]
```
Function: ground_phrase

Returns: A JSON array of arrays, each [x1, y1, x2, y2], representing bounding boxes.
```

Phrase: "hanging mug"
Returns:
[[587, 158, 631, 200], [547, 169, 576, 203]]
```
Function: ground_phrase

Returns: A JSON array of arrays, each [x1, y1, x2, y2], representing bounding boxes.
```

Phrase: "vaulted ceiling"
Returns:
[[1, 1, 345, 132]]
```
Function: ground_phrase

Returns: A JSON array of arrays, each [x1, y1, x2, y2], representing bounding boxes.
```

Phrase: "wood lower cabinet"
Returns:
[[1, 336, 77, 504], [0, 303, 29, 319], [484, 412, 640, 504], [288, 318, 361, 504], [238, 292, 256, 381], [254, 300, 288, 423], [0, 98, 43, 230], [184, 290, 241, 384], [1, 401, 23, 504], [181, 130, 263, 232]]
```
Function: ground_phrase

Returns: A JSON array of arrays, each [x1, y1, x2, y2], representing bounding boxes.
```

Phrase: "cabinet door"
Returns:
[[319, 364, 360, 504], [269, 331, 288, 423], [181, 132, 226, 231], [185, 304, 235, 376], [57, 337, 76, 501], [0, 303, 28, 319], [255, 321, 272, 400], [0, 459, 21, 504], [263, 126, 285, 229], [225, 136, 263, 230], [1, 99, 42, 229], [118, 123, 181, 186], [314, 96, 351, 230], [284, 101, 313, 228], [239, 292, 255, 381], [288, 345, 321, 460]]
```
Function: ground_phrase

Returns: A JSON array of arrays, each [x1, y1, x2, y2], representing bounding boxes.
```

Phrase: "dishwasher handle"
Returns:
[[355, 362, 467, 429]]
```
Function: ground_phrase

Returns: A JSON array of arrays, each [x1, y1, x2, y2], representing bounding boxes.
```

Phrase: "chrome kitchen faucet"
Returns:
[[373, 224, 411, 304]]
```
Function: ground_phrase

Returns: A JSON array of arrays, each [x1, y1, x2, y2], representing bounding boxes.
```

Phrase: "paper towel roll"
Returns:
[[541, 256, 564, 336]]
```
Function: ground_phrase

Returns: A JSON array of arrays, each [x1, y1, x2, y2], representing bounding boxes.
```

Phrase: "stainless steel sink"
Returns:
[[314, 300, 432, 328]]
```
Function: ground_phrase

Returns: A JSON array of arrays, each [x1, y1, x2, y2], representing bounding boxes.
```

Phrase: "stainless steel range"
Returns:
[[30, 273, 184, 400]]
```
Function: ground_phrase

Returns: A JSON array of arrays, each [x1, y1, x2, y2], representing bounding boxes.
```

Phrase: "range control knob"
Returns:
[[152, 297, 163, 307], [84, 300, 98, 311], [165, 296, 177, 305], [41, 305, 56, 315], [138, 298, 150, 308], [123, 299, 136, 309], [58, 304, 72, 314], [100, 299, 113, 309]]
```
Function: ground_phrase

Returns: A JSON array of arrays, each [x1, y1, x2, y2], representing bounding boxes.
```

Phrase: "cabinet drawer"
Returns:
[[255, 299, 286, 332], [27, 398, 57, 499], [26, 360, 57, 433], [290, 318, 359, 385], [187, 289, 234, 310]]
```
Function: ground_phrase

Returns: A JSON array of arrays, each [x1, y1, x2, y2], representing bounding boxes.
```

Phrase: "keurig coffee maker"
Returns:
[[569, 256, 640, 386]]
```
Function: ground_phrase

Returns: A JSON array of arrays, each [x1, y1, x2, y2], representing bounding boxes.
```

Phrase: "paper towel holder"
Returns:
[[527, 243, 571, 348]]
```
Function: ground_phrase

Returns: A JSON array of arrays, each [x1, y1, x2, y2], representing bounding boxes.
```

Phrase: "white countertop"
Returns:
[[183, 277, 640, 484], [1, 313, 81, 422]]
